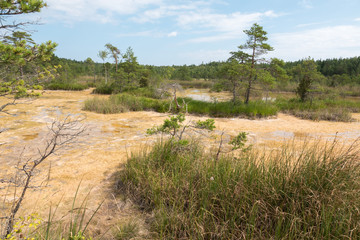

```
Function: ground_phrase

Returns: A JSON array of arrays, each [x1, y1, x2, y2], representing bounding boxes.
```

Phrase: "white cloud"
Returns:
[[298, 0, 313, 9], [116, 30, 177, 38], [41, 0, 279, 44], [133, 2, 205, 23], [269, 25, 360, 61], [167, 31, 178, 37], [296, 21, 329, 28], [355, 18, 360, 22], [184, 10, 279, 43], [44, 0, 162, 23]]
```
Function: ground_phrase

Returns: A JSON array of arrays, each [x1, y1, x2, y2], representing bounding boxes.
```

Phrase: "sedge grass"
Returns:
[[116, 138, 360, 239]]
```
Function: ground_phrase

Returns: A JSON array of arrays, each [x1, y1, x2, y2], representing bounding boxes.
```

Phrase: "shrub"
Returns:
[[92, 83, 113, 94]]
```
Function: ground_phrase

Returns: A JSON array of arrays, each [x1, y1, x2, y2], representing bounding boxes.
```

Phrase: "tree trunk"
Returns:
[[232, 83, 237, 103], [245, 79, 251, 104]]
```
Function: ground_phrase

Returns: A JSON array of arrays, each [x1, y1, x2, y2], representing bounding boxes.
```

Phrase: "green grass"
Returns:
[[116, 138, 360, 239], [114, 221, 140, 240], [45, 82, 89, 91], [83, 94, 169, 114], [84, 88, 360, 121], [276, 97, 360, 122], [83, 93, 278, 118], [183, 97, 278, 118]]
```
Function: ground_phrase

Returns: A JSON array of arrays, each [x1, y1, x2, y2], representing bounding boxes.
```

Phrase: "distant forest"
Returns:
[[51, 56, 360, 86]]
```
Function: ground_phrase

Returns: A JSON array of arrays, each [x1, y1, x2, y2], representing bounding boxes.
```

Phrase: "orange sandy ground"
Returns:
[[0, 89, 359, 238]]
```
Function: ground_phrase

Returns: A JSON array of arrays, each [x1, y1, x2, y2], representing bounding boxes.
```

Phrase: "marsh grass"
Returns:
[[84, 90, 359, 121], [276, 97, 360, 122], [114, 221, 140, 240], [83, 94, 278, 118], [117, 138, 360, 239], [83, 94, 169, 114], [83, 97, 129, 114], [182, 98, 278, 118], [45, 82, 89, 91]]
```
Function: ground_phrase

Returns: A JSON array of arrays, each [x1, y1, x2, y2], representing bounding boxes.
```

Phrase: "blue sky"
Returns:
[[23, 0, 360, 65]]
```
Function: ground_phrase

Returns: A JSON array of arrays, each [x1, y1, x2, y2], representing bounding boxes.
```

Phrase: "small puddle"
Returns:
[[186, 94, 212, 102], [182, 89, 232, 102]]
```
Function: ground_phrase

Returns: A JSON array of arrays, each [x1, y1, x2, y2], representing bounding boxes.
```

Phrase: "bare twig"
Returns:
[[0, 99, 16, 113], [2, 116, 86, 237], [216, 131, 225, 162]]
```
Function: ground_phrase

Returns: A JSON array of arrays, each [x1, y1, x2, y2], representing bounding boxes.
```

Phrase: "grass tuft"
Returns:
[[116, 138, 360, 239]]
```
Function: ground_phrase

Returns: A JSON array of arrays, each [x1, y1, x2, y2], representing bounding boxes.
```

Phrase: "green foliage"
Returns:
[[229, 132, 248, 150], [117, 138, 360, 239], [269, 58, 290, 87], [170, 65, 192, 81], [0, 31, 59, 110], [194, 118, 215, 131], [0, 0, 46, 33], [147, 114, 216, 141], [0, 0, 46, 14], [229, 23, 274, 104], [147, 113, 185, 137], [210, 81, 225, 92], [220, 59, 254, 102], [92, 83, 113, 94], [105, 43, 120, 72], [295, 58, 324, 101]]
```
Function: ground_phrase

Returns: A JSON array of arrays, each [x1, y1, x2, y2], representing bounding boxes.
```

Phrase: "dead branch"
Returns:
[[0, 99, 16, 113], [2, 115, 86, 237]]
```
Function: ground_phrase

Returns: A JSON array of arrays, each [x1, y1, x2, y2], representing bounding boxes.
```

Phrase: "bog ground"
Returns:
[[1, 89, 360, 236]]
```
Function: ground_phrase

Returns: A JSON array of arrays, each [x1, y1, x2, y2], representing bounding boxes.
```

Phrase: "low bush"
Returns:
[[116, 138, 360, 239], [92, 83, 113, 94]]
